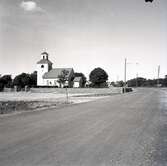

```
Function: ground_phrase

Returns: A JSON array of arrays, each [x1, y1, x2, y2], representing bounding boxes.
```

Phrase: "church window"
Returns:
[[54, 80, 57, 85], [41, 65, 44, 68]]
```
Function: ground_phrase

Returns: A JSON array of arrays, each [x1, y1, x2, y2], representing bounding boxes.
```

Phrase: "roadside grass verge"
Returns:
[[0, 88, 122, 114], [0, 100, 72, 114]]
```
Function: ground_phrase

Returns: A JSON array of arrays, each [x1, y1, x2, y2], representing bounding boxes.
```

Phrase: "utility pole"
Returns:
[[136, 63, 139, 87], [157, 65, 160, 87], [116, 75, 119, 82], [136, 73, 138, 87], [124, 58, 127, 93]]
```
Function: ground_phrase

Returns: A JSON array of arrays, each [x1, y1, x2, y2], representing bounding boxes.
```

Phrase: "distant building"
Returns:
[[85, 81, 91, 87], [73, 77, 83, 88], [37, 52, 74, 87]]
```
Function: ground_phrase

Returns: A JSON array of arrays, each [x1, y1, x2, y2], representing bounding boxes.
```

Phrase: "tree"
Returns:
[[0, 78, 4, 91], [30, 71, 37, 87], [0, 75, 12, 88], [144, 79, 155, 87], [13, 73, 31, 88], [116, 81, 124, 87], [57, 70, 69, 88], [163, 75, 167, 87], [145, 0, 153, 2], [127, 77, 146, 87], [110, 81, 116, 87], [89, 67, 108, 88], [74, 72, 87, 87], [58, 70, 70, 103]]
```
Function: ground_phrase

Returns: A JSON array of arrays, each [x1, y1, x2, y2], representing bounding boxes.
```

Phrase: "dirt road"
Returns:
[[0, 88, 167, 166]]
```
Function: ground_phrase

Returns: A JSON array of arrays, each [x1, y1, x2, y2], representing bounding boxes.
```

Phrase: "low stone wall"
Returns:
[[30, 87, 122, 94], [3, 88, 14, 92], [2, 86, 30, 92]]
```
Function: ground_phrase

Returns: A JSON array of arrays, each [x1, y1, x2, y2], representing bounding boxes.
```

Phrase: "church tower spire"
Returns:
[[36, 52, 53, 86]]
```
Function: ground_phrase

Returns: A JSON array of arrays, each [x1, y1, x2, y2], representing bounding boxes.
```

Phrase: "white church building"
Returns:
[[37, 52, 75, 87]]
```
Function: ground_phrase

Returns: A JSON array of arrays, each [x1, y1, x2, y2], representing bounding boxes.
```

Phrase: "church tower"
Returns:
[[37, 52, 53, 86]]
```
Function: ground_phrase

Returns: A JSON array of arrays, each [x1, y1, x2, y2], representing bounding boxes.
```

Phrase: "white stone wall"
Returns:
[[37, 64, 49, 86], [43, 78, 60, 87], [43, 79, 70, 87]]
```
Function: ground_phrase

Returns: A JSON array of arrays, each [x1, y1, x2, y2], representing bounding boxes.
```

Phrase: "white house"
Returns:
[[37, 52, 74, 87], [73, 77, 83, 88]]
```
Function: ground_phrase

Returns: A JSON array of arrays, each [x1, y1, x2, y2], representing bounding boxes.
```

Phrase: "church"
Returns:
[[36, 52, 75, 87]]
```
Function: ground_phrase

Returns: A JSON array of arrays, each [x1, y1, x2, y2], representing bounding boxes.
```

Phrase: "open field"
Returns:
[[0, 87, 121, 114]]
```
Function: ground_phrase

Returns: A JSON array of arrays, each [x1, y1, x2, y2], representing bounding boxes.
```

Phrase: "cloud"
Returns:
[[20, 1, 44, 12]]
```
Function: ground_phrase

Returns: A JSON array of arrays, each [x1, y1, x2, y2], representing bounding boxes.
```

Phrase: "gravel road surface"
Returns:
[[0, 88, 167, 166]]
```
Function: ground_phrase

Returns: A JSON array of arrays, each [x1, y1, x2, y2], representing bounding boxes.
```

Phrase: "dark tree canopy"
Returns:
[[30, 71, 37, 87], [145, 0, 153, 2], [0, 75, 12, 88], [0, 76, 4, 91], [13, 72, 37, 88], [125, 76, 167, 87], [13, 73, 31, 88], [127, 77, 146, 87], [89, 67, 108, 87], [116, 81, 124, 87], [163, 75, 167, 86]]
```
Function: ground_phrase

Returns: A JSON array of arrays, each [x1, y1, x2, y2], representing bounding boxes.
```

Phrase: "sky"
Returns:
[[0, 0, 167, 81]]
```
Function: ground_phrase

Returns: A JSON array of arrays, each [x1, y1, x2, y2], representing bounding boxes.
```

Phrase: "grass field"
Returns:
[[0, 87, 121, 114]]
